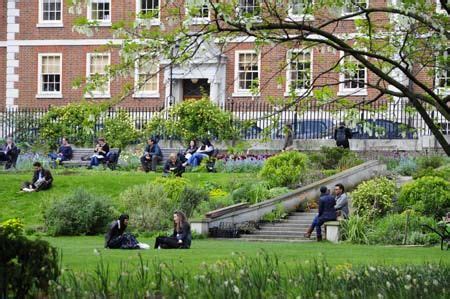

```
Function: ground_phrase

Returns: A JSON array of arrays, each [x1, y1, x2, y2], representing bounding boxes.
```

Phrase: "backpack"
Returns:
[[336, 127, 347, 143]]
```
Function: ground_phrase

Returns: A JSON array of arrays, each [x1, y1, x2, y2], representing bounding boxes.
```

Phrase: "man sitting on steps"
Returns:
[[304, 186, 337, 241]]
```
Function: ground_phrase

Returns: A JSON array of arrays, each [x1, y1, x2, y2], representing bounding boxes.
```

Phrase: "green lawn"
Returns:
[[0, 169, 255, 226], [2, 169, 448, 275], [48, 237, 449, 274]]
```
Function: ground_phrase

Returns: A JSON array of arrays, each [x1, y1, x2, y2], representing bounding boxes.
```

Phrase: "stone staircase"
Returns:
[[239, 210, 318, 242]]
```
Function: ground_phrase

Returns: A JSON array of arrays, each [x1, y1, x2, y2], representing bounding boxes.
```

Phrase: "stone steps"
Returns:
[[239, 210, 320, 242]]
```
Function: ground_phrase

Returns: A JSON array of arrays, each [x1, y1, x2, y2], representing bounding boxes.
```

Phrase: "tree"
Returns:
[[68, 0, 450, 155]]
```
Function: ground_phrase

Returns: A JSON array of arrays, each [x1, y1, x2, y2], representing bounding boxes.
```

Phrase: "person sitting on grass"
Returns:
[[21, 162, 53, 192], [48, 137, 73, 167], [0, 137, 19, 170], [154, 211, 192, 249], [304, 186, 337, 241], [88, 137, 109, 168], [183, 139, 214, 167], [163, 153, 185, 177], [105, 214, 149, 249], [140, 137, 163, 172]]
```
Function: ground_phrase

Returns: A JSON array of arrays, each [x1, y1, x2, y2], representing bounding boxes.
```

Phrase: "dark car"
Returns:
[[242, 123, 263, 139], [273, 119, 335, 139], [351, 119, 417, 139]]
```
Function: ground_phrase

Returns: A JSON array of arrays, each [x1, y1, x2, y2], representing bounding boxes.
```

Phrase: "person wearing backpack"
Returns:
[[334, 122, 352, 149]]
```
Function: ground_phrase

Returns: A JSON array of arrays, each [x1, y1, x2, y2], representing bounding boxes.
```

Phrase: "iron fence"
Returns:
[[0, 101, 447, 144]]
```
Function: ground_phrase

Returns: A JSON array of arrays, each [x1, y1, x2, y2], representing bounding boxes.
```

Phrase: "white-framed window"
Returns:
[[436, 48, 450, 95], [134, 60, 159, 97], [338, 53, 367, 96], [37, 53, 62, 98], [288, 0, 314, 20], [237, 0, 261, 18], [87, 0, 111, 25], [286, 49, 312, 95], [136, 0, 160, 24], [233, 50, 260, 97], [38, 0, 63, 27], [86, 53, 111, 97], [343, 0, 368, 15], [186, 0, 210, 24]]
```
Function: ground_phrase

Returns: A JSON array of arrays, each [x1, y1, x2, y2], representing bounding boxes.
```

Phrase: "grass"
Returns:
[[0, 169, 256, 227], [47, 237, 449, 274]]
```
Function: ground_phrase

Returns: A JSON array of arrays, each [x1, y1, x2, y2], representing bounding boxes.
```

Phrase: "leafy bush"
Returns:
[[102, 110, 139, 148], [341, 215, 370, 244], [230, 181, 271, 204], [368, 211, 439, 245], [267, 187, 290, 198], [394, 157, 417, 176], [176, 187, 209, 218], [259, 151, 309, 187], [398, 176, 450, 218], [416, 155, 444, 170], [261, 204, 287, 223], [120, 184, 172, 232], [413, 164, 450, 180], [0, 219, 60, 298], [39, 102, 108, 148], [351, 177, 396, 219], [144, 99, 238, 142], [44, 189, 115, 236], [153, 177, 189, 201], [195, 196, 235, 216], [309, 147, 362, 170]]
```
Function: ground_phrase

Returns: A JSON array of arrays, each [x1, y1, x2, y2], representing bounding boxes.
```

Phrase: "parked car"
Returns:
[[351, 119, 417, 139], [273, 119, 335, 139], [241, 123, 263, 139]]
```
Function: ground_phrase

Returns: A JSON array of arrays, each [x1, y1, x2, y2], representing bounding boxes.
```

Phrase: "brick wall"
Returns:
[[0, 48, 6, 108]]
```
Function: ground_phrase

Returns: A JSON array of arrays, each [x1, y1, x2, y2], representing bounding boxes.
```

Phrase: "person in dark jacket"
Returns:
[[89, 137, 110, 168], [304, 186, 337, 241], [154, 211, 192, 249], [163, 153, 185, 177], [282, 124, 294, 151], [21, 162, 53, 192], [334, 122, 352, 149], [140, 138, 163, 172], [48, 137, 73, 166], [182, 140, 198, 162], [0, 137, 20, 169], [105, 214, 149, 249]]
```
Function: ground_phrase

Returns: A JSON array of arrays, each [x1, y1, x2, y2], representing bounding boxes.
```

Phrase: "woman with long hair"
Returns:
[[105, 214, 149, 249], [154, 211, 192, 249]]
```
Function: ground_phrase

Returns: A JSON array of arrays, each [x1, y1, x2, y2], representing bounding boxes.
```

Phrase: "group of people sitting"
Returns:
[[140, 138, 216, 176], [304, 183, 349, 241], [105, 211, 192, 250]]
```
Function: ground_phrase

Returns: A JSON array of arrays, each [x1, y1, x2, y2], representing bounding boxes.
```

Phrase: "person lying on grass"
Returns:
[[154, 211, 192, 249], [105, 214, 149, 249]]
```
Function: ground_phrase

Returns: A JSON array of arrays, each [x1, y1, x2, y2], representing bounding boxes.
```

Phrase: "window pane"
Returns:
[[42, 0, 62, 21], [238, 52, 258, 91], [41, 55, 61, 93]]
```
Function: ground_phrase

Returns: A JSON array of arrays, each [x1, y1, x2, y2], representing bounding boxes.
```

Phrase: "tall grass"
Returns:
[[47, 251, 449, 298]]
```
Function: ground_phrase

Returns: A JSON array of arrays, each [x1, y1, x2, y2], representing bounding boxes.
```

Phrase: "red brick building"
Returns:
[[0, 0, 446, 109]]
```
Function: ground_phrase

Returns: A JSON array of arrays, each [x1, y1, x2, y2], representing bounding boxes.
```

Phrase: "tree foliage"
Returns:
[[67, 0, 450, 155]]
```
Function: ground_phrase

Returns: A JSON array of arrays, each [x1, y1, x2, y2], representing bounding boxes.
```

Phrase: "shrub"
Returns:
[[412, 164, 450, 180], [261, 204, 287, 223], [341, 215, 370, 244], [230, 181, 271, 204], [416, 155, 444, 170], [176, 187, 209, 218], [398, 176, 450, 218], [153, 177, 189, 201], [368, 211, 439, 245], [259, 151, 309, 187], [44, 189, 115, 236], [394, 157, 417, 176], [0, 219, 60, 298], [215, 158, 265, 173], [102, 110, 139, 148], [351, 177, 396, 219], [120, 184, 172, 232]]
